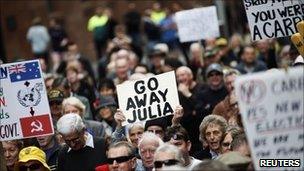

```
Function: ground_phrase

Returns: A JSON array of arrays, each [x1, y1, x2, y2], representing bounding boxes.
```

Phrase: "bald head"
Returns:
[[176, 66, 193, 85]]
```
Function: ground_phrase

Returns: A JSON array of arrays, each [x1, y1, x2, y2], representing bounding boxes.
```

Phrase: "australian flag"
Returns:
[[9, 61, 41, 82]]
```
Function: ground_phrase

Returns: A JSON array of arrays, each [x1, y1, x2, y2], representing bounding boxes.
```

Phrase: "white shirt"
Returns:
[[185, 157, 201, 170]]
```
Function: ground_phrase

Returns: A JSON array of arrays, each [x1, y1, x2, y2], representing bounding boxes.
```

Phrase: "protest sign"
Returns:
[[175, 6, 220, 42], [116, 71, 180, 126], [0, 60, 54, 141], [235, 67, 304, 170], [244, 0, 304, 41]]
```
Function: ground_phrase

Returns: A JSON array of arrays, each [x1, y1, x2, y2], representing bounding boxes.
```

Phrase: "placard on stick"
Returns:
[[0, 60, 54, 141], [235, 67, 304, 170], [175, 6, 220, 42], [116, 71, 180, 126], [244, 0, 304, 41]]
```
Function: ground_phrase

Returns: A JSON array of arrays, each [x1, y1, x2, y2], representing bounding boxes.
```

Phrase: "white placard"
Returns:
[[116, 71, 180, 126], [235, 67, 304, 170], [244, 0, 304, 41], [0, 60, 54, 141], [175, 6, 220, 42]]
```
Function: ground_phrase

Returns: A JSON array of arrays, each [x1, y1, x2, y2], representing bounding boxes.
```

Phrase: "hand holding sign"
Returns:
[[291, 21, 304, 57], [171, 105, 184, 126], [114, 109, 126, 129]]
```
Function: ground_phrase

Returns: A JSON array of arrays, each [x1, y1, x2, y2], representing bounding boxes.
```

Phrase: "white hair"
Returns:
[[138, 132, 163, 149], [56, 113, 85, 135], [190, 42, 202, 52], [62, 97, 85, 116], [154, 143, 185, 165]]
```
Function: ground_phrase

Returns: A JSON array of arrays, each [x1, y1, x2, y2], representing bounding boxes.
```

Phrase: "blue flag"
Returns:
[[9, 61, 41, 82]]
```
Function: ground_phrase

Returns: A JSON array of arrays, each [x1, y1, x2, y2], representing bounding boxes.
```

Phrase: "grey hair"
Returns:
[[138, 132, 163, 150], [108, 141, 135, 157], [199, 115, 228, 143], [154, 143, 185, 165], [62, 97, 86, 117], [56, 113, 85, 135]]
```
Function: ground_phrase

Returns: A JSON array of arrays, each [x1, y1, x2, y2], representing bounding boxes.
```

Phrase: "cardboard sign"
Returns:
[[235, 67, 304, 170], [116, 71, 180, 126], [0, 60, 54, 141], [175, 6, 220, 42], [244, 0, 304, 41]]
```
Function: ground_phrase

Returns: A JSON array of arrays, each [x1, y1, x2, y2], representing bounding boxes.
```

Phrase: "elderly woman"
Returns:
[[2, 140, 23, 171], [199, 115, 228, 159], [62, 96, 105, 138]]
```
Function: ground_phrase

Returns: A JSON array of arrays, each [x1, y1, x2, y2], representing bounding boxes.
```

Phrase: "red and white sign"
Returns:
[[20, 114, 53, 138], [0, 60, 54, 141]]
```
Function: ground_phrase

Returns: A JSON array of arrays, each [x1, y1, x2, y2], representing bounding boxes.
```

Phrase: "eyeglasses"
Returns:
[[107, 155, 134, 164], [207, 72, 222, 78], [19, 163, 41, 171], [64, 136, 81, 145], [222, 142, 231, 147], [148, 129, 163, 135], [154, 159, 179, 168]]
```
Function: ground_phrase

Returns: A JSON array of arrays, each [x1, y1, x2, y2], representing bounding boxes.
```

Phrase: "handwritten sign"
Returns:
[[0, 60, 54, 141], [175, 6, 220, 42], [235, 67, 304, 170], [244, 0, 304, 41], [116, 71, 180, 126]]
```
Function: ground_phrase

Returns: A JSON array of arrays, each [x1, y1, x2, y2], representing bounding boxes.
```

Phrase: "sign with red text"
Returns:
[[117, 71, 180, 126], [175, 6, 220, 42], [0, 60, 54, 141], [244, 0, 303, 41], [235, 67, 304, 170]]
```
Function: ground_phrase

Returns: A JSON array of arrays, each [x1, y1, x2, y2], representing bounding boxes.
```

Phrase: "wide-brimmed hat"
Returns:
[[17, 146, 50, 171]]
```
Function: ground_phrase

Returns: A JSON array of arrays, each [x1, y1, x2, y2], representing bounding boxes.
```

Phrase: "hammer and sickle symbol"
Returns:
[[30, 120, 44, 133]]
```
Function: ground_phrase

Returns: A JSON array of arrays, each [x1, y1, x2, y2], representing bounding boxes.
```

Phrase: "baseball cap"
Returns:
[[47, 89, 64, 102], [95, 95, 117, 111], [205, 63, 223, 77], [17, 146, 50, 171], [216, 38, 228, 47]]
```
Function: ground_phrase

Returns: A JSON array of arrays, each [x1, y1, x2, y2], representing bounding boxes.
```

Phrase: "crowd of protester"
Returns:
[[1, 2, 304, 171]]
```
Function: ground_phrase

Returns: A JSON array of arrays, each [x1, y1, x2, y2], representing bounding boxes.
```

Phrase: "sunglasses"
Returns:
[[222, 142, 231, 147], [154, 159, 179, 168], [19, 163, 41, 171], [107, 155, 134, 164]]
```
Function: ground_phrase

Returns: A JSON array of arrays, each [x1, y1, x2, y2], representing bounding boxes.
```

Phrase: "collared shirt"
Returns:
[[185, 157, 201, 170], [210, 150, 219, 160], [67, 132, 94, 152]]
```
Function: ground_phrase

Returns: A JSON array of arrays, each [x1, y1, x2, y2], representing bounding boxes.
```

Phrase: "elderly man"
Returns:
[[56, 114, 107, 171], [176, 66, 207, 154], [138, 132, 164, 171], [199, 115, 228, 159], [195, 63, 228, 120], [164, 125, 201, 170], [213, 69, 240, 126], [106, 141, 137, 171], [153, 143, 185, 171]]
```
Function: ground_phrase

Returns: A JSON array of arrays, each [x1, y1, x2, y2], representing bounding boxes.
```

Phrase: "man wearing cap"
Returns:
[[195, 63, 228, 120], [56, 114, 107, 171], [47, 89, 65, 123], [164, 125, 202, 170], [15, 146, 50, 171]]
